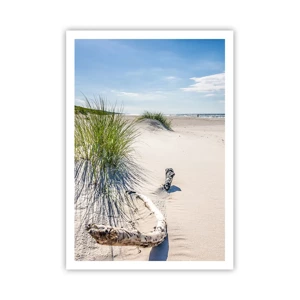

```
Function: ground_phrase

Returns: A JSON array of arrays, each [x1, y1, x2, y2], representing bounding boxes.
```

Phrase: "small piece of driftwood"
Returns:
[[163, 168, 175, 191]]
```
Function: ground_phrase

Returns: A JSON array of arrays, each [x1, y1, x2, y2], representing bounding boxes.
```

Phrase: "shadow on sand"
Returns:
[[168, 185, 181, 193], [148, 185, 181, 261], [149, 235, 169, 261]]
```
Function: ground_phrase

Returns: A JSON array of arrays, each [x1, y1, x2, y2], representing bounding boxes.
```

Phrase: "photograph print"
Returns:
[[66, 30, 234, 270]]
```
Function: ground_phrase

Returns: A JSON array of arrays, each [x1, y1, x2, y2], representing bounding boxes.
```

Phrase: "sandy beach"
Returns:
[[75, 116, 225, 261]]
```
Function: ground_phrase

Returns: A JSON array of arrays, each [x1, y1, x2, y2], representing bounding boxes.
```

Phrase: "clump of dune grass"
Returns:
[[74, 96, 145, 227], [137, 111, 172, 130]]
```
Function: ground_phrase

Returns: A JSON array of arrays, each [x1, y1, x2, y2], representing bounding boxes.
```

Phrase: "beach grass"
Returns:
[[74, 96, 144, 226], [75, 98, 137, 169], [137, 111, 172, 130]]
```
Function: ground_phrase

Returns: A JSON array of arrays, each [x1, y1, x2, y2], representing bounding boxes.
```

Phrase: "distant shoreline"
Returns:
[[124, 113, 225, 118], [74, 105, 225, 118]]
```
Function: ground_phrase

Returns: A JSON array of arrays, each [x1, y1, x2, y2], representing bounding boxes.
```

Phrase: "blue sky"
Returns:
[[75, 39, 225, 114]]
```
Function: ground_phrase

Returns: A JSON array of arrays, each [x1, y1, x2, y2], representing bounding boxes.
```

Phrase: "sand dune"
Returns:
[[75, 116, 225, 261]]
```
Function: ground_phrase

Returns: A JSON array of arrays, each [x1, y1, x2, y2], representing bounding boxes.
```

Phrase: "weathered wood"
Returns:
[[86, 191, 167, 247], [163, 168, 175, 191], [86, 169, 175, 248]]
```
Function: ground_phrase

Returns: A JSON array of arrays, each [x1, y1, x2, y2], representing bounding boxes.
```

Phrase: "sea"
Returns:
[[169, 113, 225, 118], [126, 113, 225, 118]]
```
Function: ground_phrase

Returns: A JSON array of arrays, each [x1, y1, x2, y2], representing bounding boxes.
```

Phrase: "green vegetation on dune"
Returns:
[[74, 96, 144, 225], [75, 96, 139, 177], [75, 105, 118, 116], [137, 111, 172, 130]]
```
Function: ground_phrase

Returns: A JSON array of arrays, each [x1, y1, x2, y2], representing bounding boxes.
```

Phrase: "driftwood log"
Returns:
[[86, 168, 175, 248]]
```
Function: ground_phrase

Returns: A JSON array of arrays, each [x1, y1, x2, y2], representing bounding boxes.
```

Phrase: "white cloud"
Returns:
[[112, 90, 168, 100], [181, 73, 225, 93], [204, 94, 215, 97], [75, 98, 85, 105], [119, 92, 139, 97]]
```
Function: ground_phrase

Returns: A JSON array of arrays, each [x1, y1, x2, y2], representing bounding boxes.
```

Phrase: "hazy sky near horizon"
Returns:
[[75, 39, 225, 114]]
